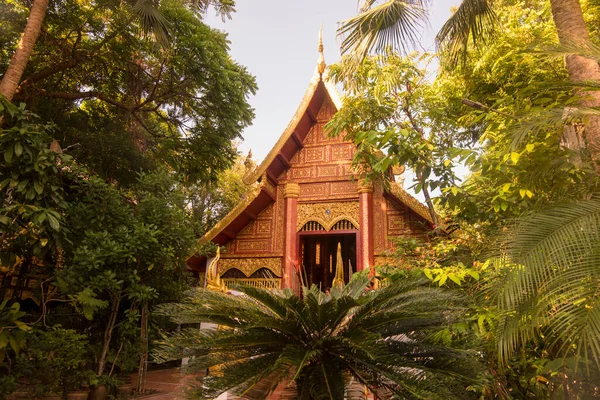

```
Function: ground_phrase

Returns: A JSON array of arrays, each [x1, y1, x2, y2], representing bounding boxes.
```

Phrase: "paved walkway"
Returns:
[[133, 368, 205, 399]]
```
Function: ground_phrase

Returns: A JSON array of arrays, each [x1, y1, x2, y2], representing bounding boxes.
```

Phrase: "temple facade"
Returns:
[[187, 43, 433, 293]]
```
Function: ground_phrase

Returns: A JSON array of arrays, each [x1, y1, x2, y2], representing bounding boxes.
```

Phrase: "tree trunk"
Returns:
[[0, 0, 49, 101], [97, 293, 121, 377], [135, 302, 149, 393], [549, 0, 600, 164]]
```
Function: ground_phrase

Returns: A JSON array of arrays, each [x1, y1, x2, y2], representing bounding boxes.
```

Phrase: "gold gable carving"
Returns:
[[219, 257, 282, 277], [297, 202, 359, 232]]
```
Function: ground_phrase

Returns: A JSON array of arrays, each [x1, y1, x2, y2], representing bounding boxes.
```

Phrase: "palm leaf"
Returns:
[[338, 0, 428, 61], [493, 198, 600, 370], [132, 0, 171, 45], [435, 0, 496, 66]]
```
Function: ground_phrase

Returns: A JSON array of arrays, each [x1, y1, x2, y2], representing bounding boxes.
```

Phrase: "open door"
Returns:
[[299, 233, 356, 290]]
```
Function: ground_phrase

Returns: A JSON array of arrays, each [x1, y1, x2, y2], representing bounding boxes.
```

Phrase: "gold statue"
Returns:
[[332, 242, 345, 288], [206, 246, 225, 292]]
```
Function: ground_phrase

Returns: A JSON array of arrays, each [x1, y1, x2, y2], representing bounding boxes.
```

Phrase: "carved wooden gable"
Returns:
[[281, 96, 359, 202]]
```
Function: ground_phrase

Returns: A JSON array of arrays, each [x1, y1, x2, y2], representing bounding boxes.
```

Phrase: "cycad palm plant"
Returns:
[[154, 276, 479, 399]]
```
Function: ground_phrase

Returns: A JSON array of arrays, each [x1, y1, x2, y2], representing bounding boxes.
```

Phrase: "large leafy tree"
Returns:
[[1, 0, 256, 185], [432, 0, 598, 223], [338, 0, 600, 166], [154, 277, 480, 399], [0, 0, 236, 101]]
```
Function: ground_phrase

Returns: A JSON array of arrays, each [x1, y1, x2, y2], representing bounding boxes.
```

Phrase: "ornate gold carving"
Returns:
[[317, 165, 337, 177], [306, 147, 325, 162], [257, 220, 271, 234], [284, 182, 300, 198], [219, 257, 282, 277], [387, 214, 406, 231], [297, 201, 359, 231], [300, 182, 328, 197], [237, 240, 270, 252], [292, 167, 313, 179], [330, 181, 358, 196], [206, 247, 226, 292], [275, 187, 285, 253], [373, 182, 386, 252], [222, 278, 281, 290], [331, 144, 353, 160], [358, 179, 374, 194]]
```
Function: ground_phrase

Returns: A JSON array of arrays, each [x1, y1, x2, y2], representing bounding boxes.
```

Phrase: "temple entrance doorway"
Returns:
[[299, 233, 357, 290]]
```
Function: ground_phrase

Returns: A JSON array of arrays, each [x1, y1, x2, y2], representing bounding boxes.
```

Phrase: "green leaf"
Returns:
[[439, 275, 448, 286], [47, 213, 60, 231], [14, 142, 23, 157], [448, 274, 461, 285], [34, 180, 43, 195], [510, 152, 520, 164], [467, 270, 480, 280], [423, 269, 433, 280], [4, 145, 13, 163]]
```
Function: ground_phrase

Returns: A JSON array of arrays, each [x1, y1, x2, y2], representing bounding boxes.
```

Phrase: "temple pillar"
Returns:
[[283, 182, 300, 293], [358, 180, 374, 273]]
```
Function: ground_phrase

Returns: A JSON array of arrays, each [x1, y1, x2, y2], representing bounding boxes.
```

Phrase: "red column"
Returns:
[[283, 183, 300, 293], [358, 180, 374, 274]]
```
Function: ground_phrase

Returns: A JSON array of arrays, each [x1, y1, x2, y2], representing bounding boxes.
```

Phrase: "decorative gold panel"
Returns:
[[297, 201, 360, 231], [387, 214, 406, 231], [292, 167, 313, 179], [219, 257, 282, 277], [260, 204, 274, 218], [257, 220, 271, 234], [330, 144, 353, 160], [330, 181, 358, 196], [317, 165, 337, 177], [237, 240, 270, 252], [300, 182, 327, 197], [222, 278, 281, 290], [306, 147, 325, 162]]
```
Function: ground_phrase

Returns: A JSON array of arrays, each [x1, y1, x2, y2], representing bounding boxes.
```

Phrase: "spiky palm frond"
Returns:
[[154, 276, 479, 399], [130, 0, 236, 45], [492, 198, 600, 370], [435, 0, 495, 66], [338, 0, 428, 61], [132, 0, 171, 45]]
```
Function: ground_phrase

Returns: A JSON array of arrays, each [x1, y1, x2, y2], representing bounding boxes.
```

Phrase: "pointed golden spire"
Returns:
[[332, 242, 345, 288], [317, 25, 326, 75]]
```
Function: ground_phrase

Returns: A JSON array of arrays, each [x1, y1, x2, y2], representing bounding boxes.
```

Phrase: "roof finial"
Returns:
[[317, 25, 326, 75]]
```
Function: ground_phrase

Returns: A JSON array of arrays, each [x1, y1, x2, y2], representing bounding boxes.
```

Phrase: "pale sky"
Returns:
[[206, 0, 458, 163]]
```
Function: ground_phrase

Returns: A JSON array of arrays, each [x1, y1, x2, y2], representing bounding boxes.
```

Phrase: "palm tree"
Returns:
[[338, 0, 600, 165], [491, 198, 600, 375], [154, 276, 480, 399], [0, 0, 234, 102]]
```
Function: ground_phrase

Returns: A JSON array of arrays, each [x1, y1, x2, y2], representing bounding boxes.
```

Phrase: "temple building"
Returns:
[[187, 37, 434, 293]]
